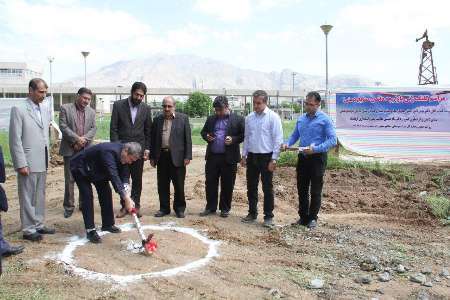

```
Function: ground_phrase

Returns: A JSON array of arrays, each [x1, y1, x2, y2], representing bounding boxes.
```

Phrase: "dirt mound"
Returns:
[[274, 164, 448, 225]]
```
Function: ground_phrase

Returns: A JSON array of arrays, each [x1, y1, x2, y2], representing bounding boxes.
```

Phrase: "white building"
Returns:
[[0, 62, 43, 85]]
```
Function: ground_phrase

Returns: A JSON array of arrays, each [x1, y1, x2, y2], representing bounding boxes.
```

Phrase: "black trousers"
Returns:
[[157, 151, 186, 214], [205, 153, 237, 212], [296, 153, 327, 222], [120, 158, 144, 209], [246, 152, 274, 219], [72, 172, 115, 230]]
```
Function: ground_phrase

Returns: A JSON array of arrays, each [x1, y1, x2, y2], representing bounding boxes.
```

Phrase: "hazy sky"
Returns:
[[0, 0, 449, 86]]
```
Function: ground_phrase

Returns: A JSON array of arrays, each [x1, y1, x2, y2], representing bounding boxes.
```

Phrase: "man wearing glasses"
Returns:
[[150, 96, 192, 218], [110, 82, 152, 218], [282, 91, 337, 229]]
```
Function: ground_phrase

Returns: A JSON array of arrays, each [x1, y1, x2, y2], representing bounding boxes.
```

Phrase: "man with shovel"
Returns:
[[70, 142, 140, 243]]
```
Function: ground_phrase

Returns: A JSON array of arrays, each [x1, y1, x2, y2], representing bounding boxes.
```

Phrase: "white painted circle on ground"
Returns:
[[52, 223, 220, 285]]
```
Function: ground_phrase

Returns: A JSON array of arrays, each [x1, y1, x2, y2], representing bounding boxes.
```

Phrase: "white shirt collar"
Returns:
[[256, 106, 269, 116]]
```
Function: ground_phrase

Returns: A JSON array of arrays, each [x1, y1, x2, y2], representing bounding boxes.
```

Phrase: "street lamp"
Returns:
[[81, 51, 90, 87], [320, 24, 333, 112], [47, 56, 54, 100], [292, 72, 297, 118]]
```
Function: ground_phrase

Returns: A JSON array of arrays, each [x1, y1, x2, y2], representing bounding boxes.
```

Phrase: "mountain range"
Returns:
[[67, 54, 380, 90]]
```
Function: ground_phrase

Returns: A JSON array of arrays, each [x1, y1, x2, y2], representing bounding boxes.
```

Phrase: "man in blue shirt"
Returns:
[[200, 96, 245, 217], [283, 91, 337, 229], [242, 90, 284, 227]]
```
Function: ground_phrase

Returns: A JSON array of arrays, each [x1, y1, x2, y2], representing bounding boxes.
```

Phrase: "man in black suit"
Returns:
[[200, 96, 245, 217], [0, 146, 24, 259], [110, 82, 152, 218], [70, 142, 140, 243], [150, 96, 192, 218]]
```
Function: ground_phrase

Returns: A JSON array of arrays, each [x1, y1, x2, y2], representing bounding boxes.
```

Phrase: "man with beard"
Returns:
[[110, 82, 152, 218]]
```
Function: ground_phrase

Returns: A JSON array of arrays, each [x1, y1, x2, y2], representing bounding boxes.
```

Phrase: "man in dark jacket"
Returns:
[[150, 96, 192, 218], [110, 82, 152, 218], [70, 142, 140, 243], [200, 96, 245, 217], [0, 146, 24, 259]]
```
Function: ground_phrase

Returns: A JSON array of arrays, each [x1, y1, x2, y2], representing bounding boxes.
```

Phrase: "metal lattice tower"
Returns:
[[416, 30, 438, 85]]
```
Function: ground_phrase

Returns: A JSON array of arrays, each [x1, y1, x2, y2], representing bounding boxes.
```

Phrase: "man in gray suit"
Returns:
[[59, 87, 96, 218], [9, 78, 55, 242]]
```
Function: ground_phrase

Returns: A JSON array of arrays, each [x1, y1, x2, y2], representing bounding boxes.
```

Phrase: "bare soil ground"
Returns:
[[0, 146, 449, 299]]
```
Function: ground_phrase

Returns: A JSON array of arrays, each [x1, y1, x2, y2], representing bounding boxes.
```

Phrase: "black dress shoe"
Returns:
[[199, 209, 216, 217], [307, 219, 318, 229], [263, 218, 274, 227], [220, 210, 230, 218], [64, 209, 73, 218], [241, 214, 257, 223], [154, 210, 170, 217], [2, 245, 25, 257], [176, 211, 185, 218], [293, 218, 308, 226], [23, 232, 43, 242], [86, 230, 101, 243], [37, 226, 55, 234], [101, 225, 122, 233]]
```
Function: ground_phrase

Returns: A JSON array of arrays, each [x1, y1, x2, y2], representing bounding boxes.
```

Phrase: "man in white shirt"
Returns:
[[241, 90, 283, 226]]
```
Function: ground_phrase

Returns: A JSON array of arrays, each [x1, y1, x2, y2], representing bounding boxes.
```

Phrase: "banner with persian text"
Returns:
[[336, 91, 450, 132]]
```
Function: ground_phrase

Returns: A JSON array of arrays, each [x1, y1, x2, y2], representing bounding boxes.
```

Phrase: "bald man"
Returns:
[[150, 96, 192, 218]]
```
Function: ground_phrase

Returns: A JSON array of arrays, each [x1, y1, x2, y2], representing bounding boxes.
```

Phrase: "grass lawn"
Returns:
[[95, 114, 296, 145], [0, 130, 11, 166], [0, 114, 297, 166]]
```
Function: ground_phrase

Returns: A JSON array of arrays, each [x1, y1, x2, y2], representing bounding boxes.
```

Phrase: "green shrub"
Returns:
[[425, 195, 450, 219]]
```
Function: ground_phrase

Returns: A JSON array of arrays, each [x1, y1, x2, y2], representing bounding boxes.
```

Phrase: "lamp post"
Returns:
[[47, 56, 56, 121], [47, 56, 54, 100], [81, 51, 90, 87], [320, 24, 333, 112], [292, 71, 297, 118]]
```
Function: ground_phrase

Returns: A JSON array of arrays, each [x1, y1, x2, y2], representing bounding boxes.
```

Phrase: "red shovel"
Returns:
[[130, 208, 157, 255]]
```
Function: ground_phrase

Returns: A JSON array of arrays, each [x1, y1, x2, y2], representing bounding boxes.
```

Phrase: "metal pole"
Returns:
[[292, 72, 296, 119], [325, 34, 329, 109], [47, 56, 55, 120], [320, 24, 333, 113], [81, 51, 90, 87], [84, 57, 87, 87], [48, 57, 54, 100]]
